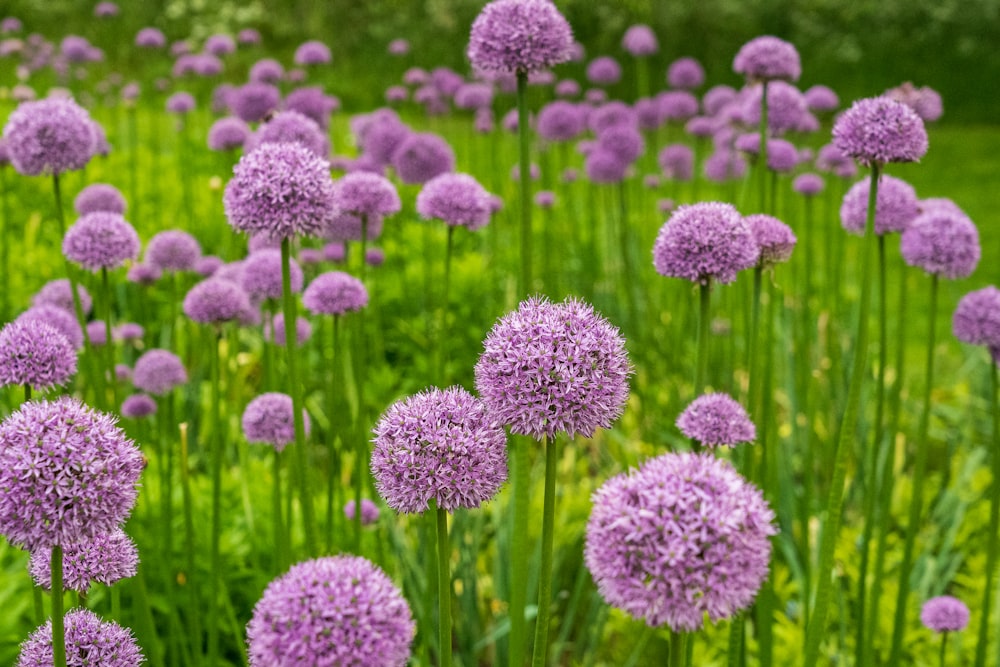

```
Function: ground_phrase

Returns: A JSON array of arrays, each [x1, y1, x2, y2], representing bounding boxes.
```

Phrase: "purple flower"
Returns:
[[127, 263, 161, 285], [793, 172, 824, 196], [284, 87, 338, 129], [555, 78, 581, 97], [667, 57, 705, 89], [0, 319, 77, 392], [658, 90, 699, 122], [132, 349, 187, 395], [166, 92, 195, 114], [596, 124, 644, 163], [390, 132, 455, 185], [242, 249, 303, 302], [372, 386, 508, 513], [588, 101, 636, 133], [953, 286, 1000, 347], [585, 149, 630, 184], [325, 210, 383, 242], [224, 142, 337, 240], [467, 0, 574, 74], [766, 138, 799, 172], [703, 85, 738, 114], [677, 392, 757, 446], [249, 58, 284, 84], [294, 40, 331, 66], [920, 596, 970, 633], [475, 296, 632, 441], [622, 24, 658, 57], [242, 392, 309, 451], [303, 271, 368, 316], [245, 111, 330, 159], [183, 278, 252, 324], [144, 229, 201, 272], [804, 84, 839, 112], [388, 39, 410, 56], [121, 393, 157, 419], [16, 608, 144, 667], [585, 452, 777, 631], [365, 247, 385, 266], [0, 397, 143, 552], [32, 279, 92, 315], [29, 527, 138, 593], [739, 81, 812, 134], [633, 98, 665, 131], [17, 305, 83, 349], [74, 183, 126, 215], [62, 212, 140, 272], [454, 82, 494, 110], [839, 175, 919, 236], [385, 85, 408, 104], [238, 29, 261, 45], [832, 96, 928, 167], [207, 117, 250, 152], [885, 82, 943, 123], [416, 172, 493, 230], [230, 82, 281, 123], [332, 171, 402, 219], [653, 202, 759, 284], [703, 150, 748, 183], [2, 97, 96, 176], [586, 56, 622, 85], [94, 2, 119, 17], [733, 35, 801, 82], [322, 242, 346, 263], [900, 210, 980, 280], [658, 144, 694, 181], [86, 320, 108, 347], [535, 190, 555, 208], [266, 313, 312, 347], [247, 555, 415, 667], [204, 34, 235, 56], [747, 214, 797, 266], [344, 499, 380, 525]]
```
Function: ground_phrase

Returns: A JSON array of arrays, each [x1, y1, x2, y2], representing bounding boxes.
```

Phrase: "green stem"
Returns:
[[273, 448, 286, 569], [179, 423, 201, 664], [531, 436, 559, 666], [670, 631, 687, 667], [207, 329, 222, 666], [101, 267, 118, 408], [51, 545, 66, 667], [438, 226, 455, 385], [695, 280, 711, 397], [516, 70, 533, 296], [624, 625, 653, 667], [325, 316, 341, 554], [437, 505, 453, 667], [508, 438, 529, 667], [727, 615, 744, 667], [975, 359, 1000, 667], [940, 631, 949, 667], [0, 166, 10, 321], [758, 81, 769, 213]]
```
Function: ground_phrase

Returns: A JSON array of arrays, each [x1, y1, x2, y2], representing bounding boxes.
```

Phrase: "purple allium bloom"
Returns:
[[634, 98, 666, 131], [332, 171, 402, 219], [804, 84, 839, 112], [585, 149, 630, 184], [685, 116, 718, 138], [145, 229, 202, 272], [325, 210, 383, 242], [242, 392, 309, 451], [467, 0, 574, 74], [900, 210, 980, 280], [165, 91, 195, 114], [657, 90, 700, 122], [247, 555, 414, 667], [245, 111, 329, 158], [454, 82, 494, 110], [132, 349, 187, 395], [416, 172, 493, 230], [385, 85, 408, 104], [733, 35, 801, 82], [365, 248, 385, 266], [585, 452, 777, 631], [588, 101, 637, 134], [242, 249, 303, 302], [703, 84, 738, 115], [17, 305, 83, 350], [474, 108, 495, 133], [266, 313, 312, 347], [430, 67, 464, 96], [344, 499, 380, 525], [667, 57, 706, 89], [322, 242, 346, 263], [403, 67, 430, 86], [793, 172, 824, 196], [676, 392, 756, 446], [2, 97, 96, 176], [86, 321, 108, 347], [0, 319, 77, 392], [388, 38, 410, 56], [62, 212, 140, 272], [207, 116, 250, 151], [16, 608, 144, 667], [839, 174, 919, 236], [0, 397, 143, 552], [2, 17, 23, 33], [622, 24, 658, 57], [294, 40, 331, 66], [249, 58, 284, 84], [653, 202, 759, 285], [127, 263, 161, 285], [29, 526, 137, 593], [555, 78, 581, 97], [586, 56, 622, 85], [596, 124, 644, 163], [832, 96, 928, 167], [230, 82, 281, 123], [372, 386, 508, 513], [535, 190, 555, 208], [885, 82, 943, 123], [766, 138, 799, 172], [303, 271, 368, 316], [248, 234, 283, 253], [238, 28, 261, 45], [74, 183, 126, 215], [61, 35, 93, 63], [32, 278, 92, 315], [920, 596, 970, 633], [658, 198, 676, 214], [94, 2, 119, 17], [746, 214, 796, 266], [114, 363, 131, 382], [183, 278, 251, 324], [954, 286, 1000, 347], [390, 132, 455, 184], [356, 109, 410, 166], [739, 81, 811, 134], [284, 86, 337, 129], [121, 393, 157, 419], [225, 142, 336, 241], [658, 144, 694, 181], [204, 34, 235, 56], [475, 296, 632, 440]]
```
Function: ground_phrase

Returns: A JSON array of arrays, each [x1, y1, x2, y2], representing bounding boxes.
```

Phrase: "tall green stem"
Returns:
[[207, 329, 222, 666], [516, 70, 533, 296], [508, 437, 529, 667], [758, 81, 769, 213], [670, 631, 687, 667], [51, 545, 66, 667], [325, 316, 341, 554], [101, 267, 118, 408], [975, 359, 1000, 667], [179, 423, 201, 664], [437, 505, 453, 667], [695, 281, 711, 396], [531, 436, 559, 666]]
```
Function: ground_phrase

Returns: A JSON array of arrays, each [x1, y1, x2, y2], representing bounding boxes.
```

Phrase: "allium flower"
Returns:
[[32, 279, 92, 315], [207, 117, 251, 151], [390, 132, 455, 185], [885, 82, 943, 123], [247, 555, 415, 667], [415, 172, 493, 230], [839, 175, 919, 236], [17, 304, 84, 349], [303, 271, 368, 316], [294, 40, 331, 66], [344, 499, 380, 525], [920, 596, 970, 633], [2, 97, 96, 176], [0, 397, 143, 552], [739, 81, 811, 134], [266, 313, 312, 347], [135, 27, 166, 48], [62, 212, 140, 272], [242, 249, 303, 301], [766, 138, 799, 172], [585, 149, 630, 184], [746, 214, 797, 266], [16, 608, 144, 667], [324, 210, 384, 242], [622, 24, 658, 57], [900, 210, 980, 280], [29, 527, 138, 593], [596, 124, 644, 163], [245, 111, 330, 159], [677, 393, 757, 447], [132, 349, 187, 395], [121, 393, 157, 419], [467, 0, 574, 74], [204, 34, 235, 56], [793, 173, 824, 196], [555, 79, 581, 97], [372, 386, 508, 513], [475, 296, 632, 440], [388, 38, 409, 55], [585, 452, 777, 632], [238, 28, 261, 45], [145, 229, 202, 272], [183, 278, 252, 324], [454, 82, 494, 110], [703, 150, 748, 182], [658, 90, 699, 122], [332, 171, 402, 220], [732, 35, 801, 82], [953, 286, 1000, 347], [804, 84, 839, 112], [653, 202, 760, 284], [224, 142, 337, 240], [658, 144, 694, 181], [535, 190, 555, 208], [230, 82, 281, 123], [242, 392, 309, 451], [127, 263, 161, 285], [365, 248, 385, 266], [832, 96, 928, 167], [284, 87, 338, 129], [74, 183, 126, 215], [667, 57, 705, 89], [249, 58, 284, 84], [588, 101, 636, 133], [0, 319, 77, 391], [86, 321, 108, 347], [586, 56, 622, 85], [166, 92, 195, 114]]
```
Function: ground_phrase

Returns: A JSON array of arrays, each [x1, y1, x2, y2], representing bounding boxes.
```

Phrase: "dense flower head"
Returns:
[[739, 81, 812, 134], [355, 110, 410, 167], [132, 349, 187, 395], [793, 172, 825, 196], [596, 124, 644, 163], [17, 305, 83, 350], [667, 57, 705, 89], [390, 132, 455, 184], [633, 98, 666, 131], [249, 58, 284, 84], [145, 229, 202, 272], [658, 144, 694, 181], [230, 82, 281, 123], [0, 319, 77, 391], [225, 142, 337, 240], [622, 24, 658, 56], [242, 392, 309, 451], [585, 149, 630, 184], [555, 78, 581, 97], [62, 212, 140, 272], [207, 116, 250, 151], [657, 90, 700, 122], [121, 393, 157, 419], [332, 171, 401, 219], [204, 33, 235, 56], [832, 96, 928, 167], [183, 278, 252, 324], [953, 286, 1000, 347], [61, 35, 94, 62], [585, 452, 777, 632], [804, 84, 839, 112], [344, 499, 380, 525], [303, 271, 369, 316], [324, 209, 384, 242], [0, 397, 143, 552], [86, 321, 108, 347], [245, 110, 330, 158], [586, 56, 622, 85], [94, 2, 119, 17], [588, 101, 637, 134], [747, 214, 797, 266], [284, 86, 337, 129], [266, 313, 312, 347], [454, 82, 494, 110], [166, 92, 195, 114], [703, 85, 738, 115], [16, 608, 144, 667], [365, 248, 385, 266], [388, 38, 409, 55], [766, 138, 799, 172], [703, 150, 747, 182], [677, 392, 756, 447], [467, 0, 574, 74], [416, 172, 493, 230], [135, 27, 165, 48], [900, 209, 980, 280], [29, 527, 138, 593], [247, 555, 414, 666], [475, 296, 632, 440], [238, 28, 261, 45], [920, 596, 970, 633], [885, 82, 943, 122], [294, 40, 331, 66], [32, 279, 92, 316], [653, 202, 759, 284], [241, 249, 303, 301], [733, 35, 801, 82], [2, 97, 97, 176], [74, 183, 126, 215], [840, 174, 920, 236]]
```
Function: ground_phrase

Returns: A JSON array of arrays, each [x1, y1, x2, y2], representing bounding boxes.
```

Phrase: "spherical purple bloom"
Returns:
[[658, 144, 694, 181], [653, 202, 759, 284], [390, 132, 455, 185], [332, 171, 402, 219], [183, 278, 252, 324], [596, 124, 644, 163], [16, 608, 144, 667], [804, 84, 839, 112], [344, 499, 380, 525], [475, 296, 632, 440], [242, 249, 303, 302], [588, 101, 637, 134], [633, 97, 665, 131], [676, 392, 756, 446], [32, 278, 92, 315], [230, 82, 281, 123], [356, 110, 411, 167], [121, 393, 157, 419], [248, 234, 282, 254], [242, 392, 309, 451], [2, 17, 22, 33], [667, 57, 705, 89], [885, 82, 943, 123], [585, 149, 630, 184], [114, 363, 131, 382], [145, 229, 202, 272], [284, 86, 337, 129], [165, 91, 195, 115], [29, 527, 138, 593], [372, 386, 507, 513], [244, 110, 329, 158], [238, 28, 261, 45], [733, 35, 801, 82], [204, 33, 235, 56], [17, 305, 83, 350], [555, 78, 581, 97], [746, 214, 796, 266], [132, 349, 187, 395], [467, 0, 574, 74], [0, 319, 77, 392], [622, 24, 658, 57], [657, 90, 699, 122], [325, 210, 383, 243], [535, 190, 555, 208], [900, 209, 980, 280], [474, 107, 495, 133], [793, 172, 824, 196], [365, 247, 385, 266], [430, 67, 464, 96], [832, 96, 928, 167], [920, 596, 970, 633], [303, 271, 368, 316], [740, 81, 811, 134], [2, 97, 96, 176], [86, 320, 108, 346], [249, 58, 284, 84], [322, 242, 346, 263], [388, 38, 409, 55], [62, 212, 140, 272], [840, 175, 919, 236], [953, 286, 1000, 347], [703, 84, 738, 115], [61, 35, 93, 63], [267, 313, 312, 347], [766, 138, 799, 172], [454, 82, 494, 110], [74, 183, 126, 215], [586, 56, 622, 85], [416, 172, 493, 230], [207, 116, 250, 152], [0, 397, 143, 552], [225, 142, 336, 241], [385, 85, 408, 104], [585, 452, 777, 632], [294, 40, 331, 66]]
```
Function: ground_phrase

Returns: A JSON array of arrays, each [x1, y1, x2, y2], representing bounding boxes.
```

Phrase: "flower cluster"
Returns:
[[676, 393, 757, 447], [302, 271, 369, 316], [652, 202, 759, 285], [467, 0, 574, 74], [242, 392, 309, 451], [832, 96, 928, 167], [29, 527, 138, 593], [416, 172, 493, 230], [16, 608, 144, 667], [920, 596, 970, 633], [132, 349, 187, 395], [62, 212, 141, 272], [2, 97, 97, 176], [0, 319, 77, 392]]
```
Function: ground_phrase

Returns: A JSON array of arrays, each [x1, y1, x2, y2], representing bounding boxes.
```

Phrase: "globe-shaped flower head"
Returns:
[[900, 209, 980, 280], [183, 278, 252, 324], [145, 229, 202, 272], [294, 40, 331, 66], [390, 132, 455, 185], [246, 555, 415, 667], [0, 319, 77, 392], [953, 286, 1000, 347], [28, 527, 139, 593], [467, 0, 574, 74], [832, 96, 928, 167], [241, 249, 304, 302], [32, 279, 93, 316], [132, 349, 187, 395], [242, 392, 310, 452], [676, 393, 756, 447], [585, 452, 777, 631], [332, 171, 402, 221], [17, 305, 84, 350], [229, 82, 282, 123], [733, 35, 801, 83], [2, 97, 97, 176], [303, 271, 369, 316], [667, 57, 705, 89], [920, 596, 970, 633], [475, 296, 632, 440], [747, 214, 797, 266], [244, 110, 330, 159], [622, 24, 658, 57], [839, 174, 919, 236], [62, 212, 140, 272], [74, 183, 126, 215], [653, 202, 760, 285], [16, 608, 144, 667], [416, 173, 493, 231], [224, 142, 336, 241]]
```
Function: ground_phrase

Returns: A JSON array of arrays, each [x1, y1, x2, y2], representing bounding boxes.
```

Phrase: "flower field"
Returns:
[[0, 1, 998, 666]]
